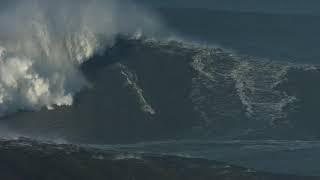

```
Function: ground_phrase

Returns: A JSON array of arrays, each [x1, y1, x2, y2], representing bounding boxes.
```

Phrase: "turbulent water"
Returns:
[[1, 0, 320, 179], [0, 0, 166, 116]]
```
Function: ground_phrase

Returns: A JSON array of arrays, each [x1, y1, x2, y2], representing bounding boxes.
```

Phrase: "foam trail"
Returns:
[[0, 0, 163, 116]]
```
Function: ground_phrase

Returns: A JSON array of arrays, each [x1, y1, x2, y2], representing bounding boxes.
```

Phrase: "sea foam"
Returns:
[[0, 0, 163, 116]]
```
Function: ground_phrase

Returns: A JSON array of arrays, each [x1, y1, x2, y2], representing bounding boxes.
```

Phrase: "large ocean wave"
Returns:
[[1, 2, 320, 177]]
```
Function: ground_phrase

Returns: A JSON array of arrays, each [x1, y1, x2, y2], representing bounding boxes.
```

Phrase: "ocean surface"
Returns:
[[0, 0, 320, 179]]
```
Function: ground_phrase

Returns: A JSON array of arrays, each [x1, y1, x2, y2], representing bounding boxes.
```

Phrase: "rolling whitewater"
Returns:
[[1, 0, 320, 179]]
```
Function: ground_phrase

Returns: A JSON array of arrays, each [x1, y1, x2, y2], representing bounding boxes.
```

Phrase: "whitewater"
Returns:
[[0, 0, 164, 116]]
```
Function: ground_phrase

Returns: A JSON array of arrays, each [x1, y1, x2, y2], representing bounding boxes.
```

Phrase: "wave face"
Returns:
[[0, 0, 163, 116], [2, 37, 320, 176]]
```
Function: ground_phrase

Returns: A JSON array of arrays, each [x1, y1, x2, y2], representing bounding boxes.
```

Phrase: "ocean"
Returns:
[[0, 0, 320, 179]]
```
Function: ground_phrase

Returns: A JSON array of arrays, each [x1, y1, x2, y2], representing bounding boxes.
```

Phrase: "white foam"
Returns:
[[230, 59, 297, 122], [113, 153, 142, 160], [118, 63, 156, 115], [190, 49, 300, 125], [0, 0, 162, 117]]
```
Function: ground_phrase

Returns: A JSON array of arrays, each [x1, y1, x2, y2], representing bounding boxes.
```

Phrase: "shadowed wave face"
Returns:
[[1, 0, 320, 178]]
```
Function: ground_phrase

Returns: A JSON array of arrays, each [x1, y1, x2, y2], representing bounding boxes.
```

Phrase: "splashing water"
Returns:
[[0, 0, 163, 116]]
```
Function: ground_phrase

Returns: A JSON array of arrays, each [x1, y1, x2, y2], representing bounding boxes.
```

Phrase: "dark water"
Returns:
[[2, 138, 318, 180], [159, 8, 320, 62], [1, 2, 320, 179], [136, 0, 320, 15]]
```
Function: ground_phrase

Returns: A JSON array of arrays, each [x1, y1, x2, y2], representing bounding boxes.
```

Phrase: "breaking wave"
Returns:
[[1, 0, 319, 141], [1, 3, 320, 178], [0, 0, 164, 116]]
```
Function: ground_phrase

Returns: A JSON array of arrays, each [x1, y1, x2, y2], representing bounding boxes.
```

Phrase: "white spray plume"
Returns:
[[0, 0, 164, 116]]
